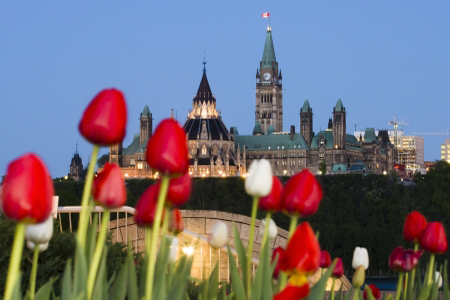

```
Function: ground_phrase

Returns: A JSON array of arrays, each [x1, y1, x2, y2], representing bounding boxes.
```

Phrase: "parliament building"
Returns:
[[108, 26, 394, 178]]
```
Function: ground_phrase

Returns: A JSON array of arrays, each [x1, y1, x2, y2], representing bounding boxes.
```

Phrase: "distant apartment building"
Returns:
[[441, 138, 450, 162], [354, 129, 424, 170]]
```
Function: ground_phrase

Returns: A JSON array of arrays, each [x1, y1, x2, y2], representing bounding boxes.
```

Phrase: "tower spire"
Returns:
[[202, 50, 207, 73], [261, 26, 277, 69]]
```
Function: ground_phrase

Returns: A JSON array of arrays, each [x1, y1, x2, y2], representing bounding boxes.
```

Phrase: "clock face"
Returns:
[[263, 73, 271, 81]]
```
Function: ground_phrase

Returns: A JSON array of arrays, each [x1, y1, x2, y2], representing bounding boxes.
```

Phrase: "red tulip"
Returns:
[[274, 282, 309, 300], [271, 246, 285, 279], [259, 176, 283, 212], [320, 250, 331, 268], [1, 153, 54, 224], [169, 209, 184, 235], [389, 246, 423, 272], [332, 258, 344, 278], [420, 222, 448, 254], [92, 163, 126, 208], [403, 211, 427, 243], [280, 169, 323, 217], [78, 89, 127, 146], [280, 222, 321, 276], [135, 185, 165, 228], [363, 284, 380, 300], [146, 119, 189, 176], [158, 172, 192, 207]]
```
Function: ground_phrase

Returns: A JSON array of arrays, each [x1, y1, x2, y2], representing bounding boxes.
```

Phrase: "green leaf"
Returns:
[[109, 255, 128, 300], [227, 245, 247, 300], [406, 270, 414, 300], [11, 272, 22, 300], [85, 213, 98, 266], [126, 243, 139, 300], [166, 256, 194, 300], [363, 285, 376, 300], [261, 238, 273, 300], [207, 264, 219, 300], [153, 235, 170, 300], [218, 286, 227, 300], [250, 252, 265, 300], [306, 259, 337, 300], [139, 252, 149, 299], [430, 264, 442, 300], [343, 286, 353, 300], [416, 264, 423, 294], [444, 260, 449, 300], [417, 283, 432, 300], [92, 246, 107, 300], [73, 239, 88, 299], [35, 277, 57, 300], [335, 284, 343, 300], [233, 223, 247, 293], [61, 259, 73, 300]]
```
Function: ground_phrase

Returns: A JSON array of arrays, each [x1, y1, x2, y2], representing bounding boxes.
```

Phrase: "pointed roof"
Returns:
[[261, 27, 277, 69], [335, 99, 345, 111], [301, 100, 311, 113], [278, 69, 282, 79], [256, 69, 260, 78], [193, 69, 216, 104], [253, 121, 262, 135], [141, 105, 150, 117]]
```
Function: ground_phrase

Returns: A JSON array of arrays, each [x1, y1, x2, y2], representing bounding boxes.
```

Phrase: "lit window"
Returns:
[[201, 145, 207, 155], [137, 163, 143, 169]]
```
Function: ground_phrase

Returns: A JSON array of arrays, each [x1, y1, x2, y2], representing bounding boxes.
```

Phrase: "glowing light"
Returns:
[[182, 246, 195, 256], [64, 176, 68, 180], [125, 173, 129, 178], [383, 171, 387, 175], [283, 170, 287, 174]]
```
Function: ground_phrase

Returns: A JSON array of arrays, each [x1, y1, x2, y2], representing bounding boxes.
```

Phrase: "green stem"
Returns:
[[29, 244, 40, 300], [145, 228, 152, 253], [331, 278, 335, 300], [4, 223, 26, 300], [395, 272, 404, 300], [288, 214, 299, 239], [145, 176, 170, 300], [403, 273, 408, 300], [77, 145, 100, 250], [261, 213, 272, 248], [246, 196, 259, 297], [87, 210, 110, 300], [427, 253, 435, 285], [354, 286, 359, 300], [411, 243, 419, 291]]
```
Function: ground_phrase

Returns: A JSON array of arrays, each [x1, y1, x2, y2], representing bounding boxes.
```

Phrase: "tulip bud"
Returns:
[[352, 247, 369, 270], [386, 295, 393, 300], [332, 257, 344, 279], [27, 241, 49, 253], [25, 215, 54, 246], [259, 176, 283, 212], [146, 119, 189, 176], [260, 218, 278, 240], [420, 222, 448, 254], [92, 163, 126, 208], [320, 250, 331, 268], [163, 172, 192, 207], [352, 265, 365, 288], [208, 222, 228, 248], [78, 89, 127, 146], [403, 211, 427, 243], [271, 247, 285, 279], [169, 209, 184, 235], [363, 284, 381, 300], [135, 185, 165, 228], [245, 159, 273, 197], [2, 153, 54, 224], [169, 236, 179, 263], [435, 271, 443, 288]]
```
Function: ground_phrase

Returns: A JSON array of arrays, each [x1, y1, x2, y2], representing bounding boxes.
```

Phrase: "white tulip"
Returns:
[[208, 222, 228, 248], [25, 215, 54, 245], [27, 241, 49, 252], [168, 237, 179, 263], [435, 271, 443, 288], [352, 247, 369, 270], [260, 218, 278, 240], [245, 159, 273, 197]]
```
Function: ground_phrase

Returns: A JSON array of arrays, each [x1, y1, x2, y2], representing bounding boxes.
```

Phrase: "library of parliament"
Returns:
[[106, 26, 394, 178]]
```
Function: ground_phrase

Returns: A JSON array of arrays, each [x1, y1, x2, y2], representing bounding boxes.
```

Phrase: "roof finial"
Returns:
[[75, 142, 78, 154], [202, 50, 207, 73]]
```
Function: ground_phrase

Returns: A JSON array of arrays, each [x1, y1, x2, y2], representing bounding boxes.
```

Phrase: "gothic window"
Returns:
[[261, 95, 263, 103], [212, 144, 219, 155], [190, 145, 196, 155], [201, 144, 207, 155], [319, 149, 325, 158], [270, 94, 273, 103], [267, 120, 270, 124], [137, 163, 143, 170]]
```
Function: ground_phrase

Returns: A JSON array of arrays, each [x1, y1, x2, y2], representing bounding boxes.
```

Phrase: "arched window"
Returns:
[[201, 144, 207, 155], [270, 94, 273, 103], [260, 95, 263, 103]]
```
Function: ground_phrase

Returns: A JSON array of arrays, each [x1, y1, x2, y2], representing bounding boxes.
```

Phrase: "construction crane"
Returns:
[[411, 129, 450, 136], [388, 115, 409, 163]]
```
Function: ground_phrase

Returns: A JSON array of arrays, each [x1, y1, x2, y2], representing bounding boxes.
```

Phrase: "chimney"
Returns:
[[290, 125, 295, 141]]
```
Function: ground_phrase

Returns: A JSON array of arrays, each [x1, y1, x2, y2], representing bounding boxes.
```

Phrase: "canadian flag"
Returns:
[[262, 12, 270, 18]]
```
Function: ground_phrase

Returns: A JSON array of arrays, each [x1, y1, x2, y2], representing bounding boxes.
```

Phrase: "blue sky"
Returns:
[[1, 1, 449, 177]]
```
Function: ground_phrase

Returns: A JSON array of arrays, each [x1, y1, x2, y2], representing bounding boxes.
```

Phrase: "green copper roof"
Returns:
[[261, 28, 277, 69], [301, 100, 311, 113], [311, 131, 362, 150], [267, 125, 275, 135], [141, 105, 151, 116], [335, 99, 345, 111], [235, 133, 308, 151], [230, 126, 239, 135], [123, 135, 140, 155], [363, 128, 377, 143], [253, 122, 262, 135], [331, 164, 348, 172]]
